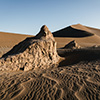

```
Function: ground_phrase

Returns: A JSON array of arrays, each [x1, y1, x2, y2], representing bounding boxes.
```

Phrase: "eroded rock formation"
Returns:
[[62, 40, 80, 49], [0, 25, 59, 71]]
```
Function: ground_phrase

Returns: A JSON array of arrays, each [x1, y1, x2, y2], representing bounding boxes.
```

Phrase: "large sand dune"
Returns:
[[54, 24, 100, 48], [72, 24, 100, 36], [0, 32, 31, 57], [0, 24, 100, 100], [0, 32, 31, 47], [53, 26, 93, 37]]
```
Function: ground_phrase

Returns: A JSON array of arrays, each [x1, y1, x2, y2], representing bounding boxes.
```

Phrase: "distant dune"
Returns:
[[0, 32, 31, 57], [1, 24, 100, 49], [0, 32, 31, 48], [53, 24, 94, 37], [72, 24, 100, 36], [0, 24, 100, 56], [53, 24, 100, 37], [53, 24, 100, 48]]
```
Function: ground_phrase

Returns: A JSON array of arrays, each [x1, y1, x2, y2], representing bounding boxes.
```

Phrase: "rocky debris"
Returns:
[[62, 40, 80, 49], [0, 25, 60, 71]]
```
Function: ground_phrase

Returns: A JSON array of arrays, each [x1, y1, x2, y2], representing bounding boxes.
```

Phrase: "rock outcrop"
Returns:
[[0, 25, 59, 71], [62, 40, 80, 49]]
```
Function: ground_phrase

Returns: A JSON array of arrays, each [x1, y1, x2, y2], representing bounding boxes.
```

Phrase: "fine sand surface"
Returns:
[[0, 60, 100, 100], [0, 32, 31, 57], [0, 24, 100, 100]]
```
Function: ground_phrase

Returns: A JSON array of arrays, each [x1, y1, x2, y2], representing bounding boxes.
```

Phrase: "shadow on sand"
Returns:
[[58, 48, 100, 67]]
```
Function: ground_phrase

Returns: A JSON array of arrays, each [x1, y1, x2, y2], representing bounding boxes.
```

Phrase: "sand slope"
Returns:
[[53, 25, 93, 37], [71, 24, 100, 36], [0, 32, 31, 47], [53, 24, 100, 48], [0, 32, 31, 57]]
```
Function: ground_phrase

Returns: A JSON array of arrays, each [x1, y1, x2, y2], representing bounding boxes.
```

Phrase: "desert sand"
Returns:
[[0, 24, 100, 100], [0, 32, 31, 58]]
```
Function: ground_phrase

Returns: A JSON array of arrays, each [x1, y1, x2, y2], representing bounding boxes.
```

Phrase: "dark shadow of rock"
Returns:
[[58, 48, 100, 67]]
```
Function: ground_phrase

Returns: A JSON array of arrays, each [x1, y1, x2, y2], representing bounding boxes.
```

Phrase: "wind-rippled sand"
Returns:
[[0, 60, 100, 100]]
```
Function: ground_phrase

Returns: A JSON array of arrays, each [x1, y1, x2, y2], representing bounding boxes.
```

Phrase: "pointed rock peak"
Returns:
[[0, 25, 59, 71], [35, 25, 54, 40], [40, 25, 49, 32]]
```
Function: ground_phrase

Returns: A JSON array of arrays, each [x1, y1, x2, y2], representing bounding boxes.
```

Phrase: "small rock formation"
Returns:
[[62, 40, 80, 49], [0, 25, 59, 71]]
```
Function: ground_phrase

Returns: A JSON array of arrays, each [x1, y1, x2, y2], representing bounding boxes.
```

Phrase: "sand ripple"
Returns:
[[0, 60, 100, 100]]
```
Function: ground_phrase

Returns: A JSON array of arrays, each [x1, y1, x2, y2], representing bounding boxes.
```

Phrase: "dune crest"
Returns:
[[0, 25, 59, 71], [53, 24, 94, 37], [71, 24, 93, 33], [71, 24, 100, 36]]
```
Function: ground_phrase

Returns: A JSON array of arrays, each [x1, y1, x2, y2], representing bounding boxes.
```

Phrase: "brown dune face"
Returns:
[[85, 26, 100, 36], [53, 24, 100, 48], [53, 25, 94, 37], [0, 32, 31, 47], [0, 32, 31, 57], [71, 24, 100, 36], [71, 24, 93, 33]]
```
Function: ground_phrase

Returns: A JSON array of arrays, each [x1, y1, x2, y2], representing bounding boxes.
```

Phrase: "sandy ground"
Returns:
[[0, 32, 31, 57], [0, 60, 100, 100], [0, 24, 100, 100]]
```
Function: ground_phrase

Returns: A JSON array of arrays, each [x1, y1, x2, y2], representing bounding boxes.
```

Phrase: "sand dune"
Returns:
[[71, 24, 94, 34], [53, 24, 100, 48], [85, 26, 100, 36], [0, 32, 31, 57], [71, 24, 100, 36], [0, 32, 31, 48], [0, 24, 100, 100], [53, 24, 94, 37]]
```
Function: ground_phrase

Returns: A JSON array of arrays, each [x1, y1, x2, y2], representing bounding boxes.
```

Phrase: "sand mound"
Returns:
[[53, 24, 94, 37], [71, 24, 93, 33], [72, 24, 100, 36], [54, 24, 100, 48], [0, 32, 31, 57], [0, 25, 59, 71], [0, 32, 31, 48]]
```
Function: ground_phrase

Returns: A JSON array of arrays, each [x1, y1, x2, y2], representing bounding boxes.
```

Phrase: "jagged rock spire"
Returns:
[[35, 25, 55, 40], [0, 25, 59, 71]]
